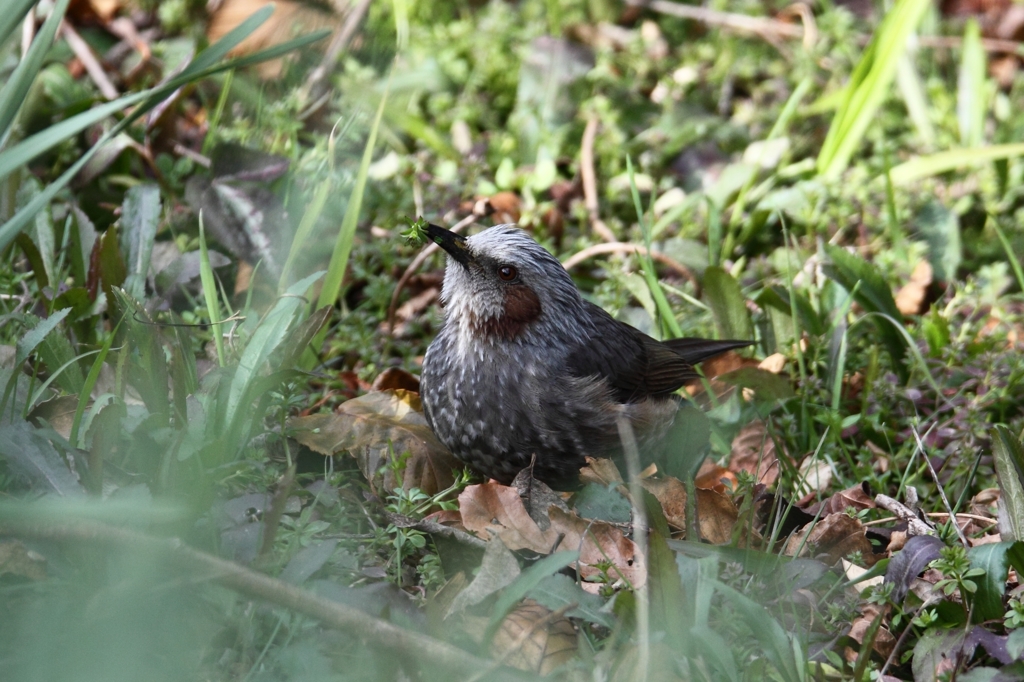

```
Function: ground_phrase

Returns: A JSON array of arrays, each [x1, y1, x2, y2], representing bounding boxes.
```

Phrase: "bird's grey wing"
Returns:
[[565, 302, 700, 403]]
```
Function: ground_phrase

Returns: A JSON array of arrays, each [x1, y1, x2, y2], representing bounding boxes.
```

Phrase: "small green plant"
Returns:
[[931, 545, 985, 602]]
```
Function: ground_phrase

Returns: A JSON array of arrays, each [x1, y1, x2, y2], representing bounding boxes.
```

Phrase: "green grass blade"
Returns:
[[0, 27, 328, 253], [70, 324, 123, 448], [0, 0, 36, 48], [817, 0, 930, 179], [198, 214, 225, 367], [957, 18, 986, 148], [279, 176, 332, 290], [889, 143, 1024, 185], [224, 272, 324, 437], [991, 219, 1024, 294], [0, 0, 72, 143], [627, 156, 681, 339], [309, 74, 391, 360], [895, 54, 935, 146]]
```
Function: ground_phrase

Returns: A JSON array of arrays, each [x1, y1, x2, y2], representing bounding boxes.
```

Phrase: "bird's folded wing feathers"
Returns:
[[565, 303, 700, 402]]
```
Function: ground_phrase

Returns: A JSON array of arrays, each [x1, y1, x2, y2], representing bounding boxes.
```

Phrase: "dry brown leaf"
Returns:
[[0, 539, 46, 581], [895, 260, 933, 315], [491, 600, 577, 675], [486, 191, 522, 224], [640, 477, 738, 543], [687, 352, 759, 400], [785, 513, 874, 565], [759, 353, 787, 373], [579, 457, 624, 486], [804, 483, 876, 517], [459, 482, 645, 589], [887, 530, 908, 553], [370, 367, 421, 393], [69, 0, 121, 22], [287, 390, 461, 496], [207, 0, 338, 78], [694, 460, 736, 493], [795, 457, 833, 500], [389, 287, 439, 336], [843, 559, 884, 594], [728, 421, 780, 488], [844, 603, 895, 661], [26, 395, 79, 441]]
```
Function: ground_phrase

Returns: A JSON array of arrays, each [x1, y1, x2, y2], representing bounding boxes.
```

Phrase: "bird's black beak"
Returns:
[[426, 223, 473, 268]]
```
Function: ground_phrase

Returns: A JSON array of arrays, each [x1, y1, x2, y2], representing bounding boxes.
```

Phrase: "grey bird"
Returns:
[[419, 223, 750, 489]]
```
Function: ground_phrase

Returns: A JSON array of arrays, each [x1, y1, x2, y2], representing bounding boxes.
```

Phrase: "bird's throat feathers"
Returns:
[[450, 285, 543, 341]]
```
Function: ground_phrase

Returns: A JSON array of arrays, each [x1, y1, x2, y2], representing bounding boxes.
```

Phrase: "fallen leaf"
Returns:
[[729, 421, 781, 488], [512, 470, 571, 530], [486, 191, 522, 224], [447, 539, 520, 617], [490, 600, 577, 675], [207, 0, 338, 79], [287, 390, 462, 496], [845, 603, 895, 661], [694, 460, 736, 493], [759, 353, 787, 373], [804, 483, 876, 517], [785, 512, 873, 565], [640, 477, 738, 543], [895, 260, 933, 315], [370, 367, 421, 393], [0, 539, 46, 581], [26, 395, 79, 441], [843, 559, 884, 594], [459, 482, 645, 589], [795, 456, 833, 499], [579, 457, 624, 486]]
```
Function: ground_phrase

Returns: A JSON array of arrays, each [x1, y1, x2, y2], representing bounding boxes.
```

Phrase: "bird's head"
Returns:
[[427, 223, 584, 342]]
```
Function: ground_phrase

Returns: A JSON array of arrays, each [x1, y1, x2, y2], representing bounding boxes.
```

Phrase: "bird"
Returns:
[[419, 223, 751, 489]]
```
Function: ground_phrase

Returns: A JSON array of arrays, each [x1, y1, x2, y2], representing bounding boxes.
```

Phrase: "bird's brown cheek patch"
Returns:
[[478, 286, 542, 339]]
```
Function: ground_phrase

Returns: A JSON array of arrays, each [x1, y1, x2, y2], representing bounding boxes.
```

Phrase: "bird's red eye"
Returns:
[[497, 265, 518, 281]]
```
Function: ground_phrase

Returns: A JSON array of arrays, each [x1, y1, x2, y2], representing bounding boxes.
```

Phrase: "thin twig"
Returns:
[[561, 241, 696, 285], [107, 17, 152, 63], [863, 512, 997, 528], [387, 213, 478, 333], [304, 0, 373, 99], [874, 493, 935, 537], [61, 22, 119, 100], [632, 0, 1024, 55], [580, 117, 617, 244], [632, 0, 803, 41], [0, 517, 532, 682], [912, 424, 969, 546]]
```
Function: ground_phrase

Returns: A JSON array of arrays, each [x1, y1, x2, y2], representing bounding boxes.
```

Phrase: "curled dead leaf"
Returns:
[[370, 367, 421, 393], [845, 604, 895, 662], [785, 512, 874, 566], [759, 353, 787, 374], [0, 539, 46, 581], [895, 260, 933, 316], [490, 600, 577, 675], [803, 483, 876, 517], [459, 482, 645, 589], [694, 460, 736, 493], [287, 390, 461, 496], [579, 457, 624, 486], [640, 477, 738, 544], [207, 0, 338, 79], [728, 421, 781, 488]]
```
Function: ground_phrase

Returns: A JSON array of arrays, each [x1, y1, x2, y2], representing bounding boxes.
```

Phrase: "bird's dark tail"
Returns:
[[662, 338, 752, 365]]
